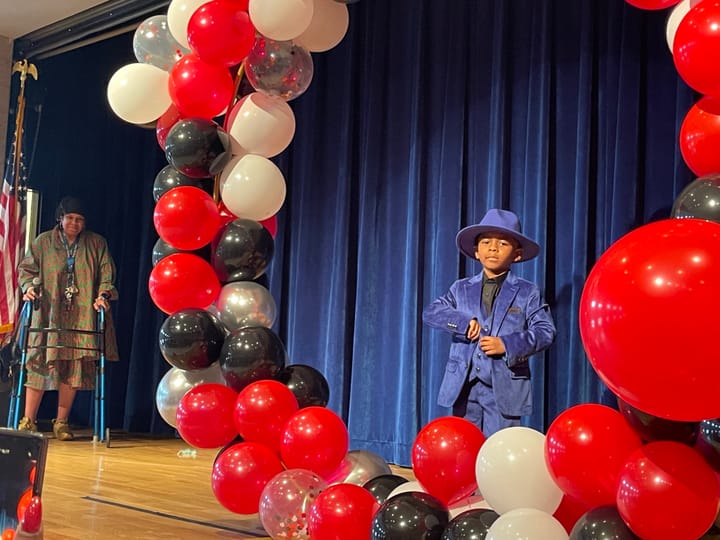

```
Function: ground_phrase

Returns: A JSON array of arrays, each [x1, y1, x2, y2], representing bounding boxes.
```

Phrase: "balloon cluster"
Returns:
[[627, 0, 720, 177], [105, 2, 370, 537], [105, 0, 353, 316]]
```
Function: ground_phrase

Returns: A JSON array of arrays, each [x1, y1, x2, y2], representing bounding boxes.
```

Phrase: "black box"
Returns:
[[0, 428, 48, 532]]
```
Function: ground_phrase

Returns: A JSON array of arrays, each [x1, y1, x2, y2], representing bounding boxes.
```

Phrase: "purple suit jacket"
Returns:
[[422, 270, 556, 416]]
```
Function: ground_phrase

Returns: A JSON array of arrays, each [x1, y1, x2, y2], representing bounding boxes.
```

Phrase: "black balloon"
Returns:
[[696, 418, 720, 471], [363, 474, 409, 505], [152, 164, 210, 202], [279, 364, 330, 408], [671, 174, 720, 222], [617, 398, 699, 445], [569, 506, 639, 539], [218, 326, 287, 392], [152, 237, 212, 266], [212, 219, 274, 282], [441, 508, 499, 540], [152, 237, 183, 266], [158, 308, 226, 370], [164, 118, 231, 178], [372, 492, 449, 539]]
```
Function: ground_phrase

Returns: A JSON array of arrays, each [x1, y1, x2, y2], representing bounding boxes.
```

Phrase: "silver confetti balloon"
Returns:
[[214, 281, 277, 331]]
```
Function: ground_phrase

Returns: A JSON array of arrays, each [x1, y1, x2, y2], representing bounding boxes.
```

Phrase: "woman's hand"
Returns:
[[22, 286, 38, 302], [93, 294, 110, 311]]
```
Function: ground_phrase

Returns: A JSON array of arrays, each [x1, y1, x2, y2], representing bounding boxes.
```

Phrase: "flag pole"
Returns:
[[11, 59, 38, 198], [0, 60, 37, 338]]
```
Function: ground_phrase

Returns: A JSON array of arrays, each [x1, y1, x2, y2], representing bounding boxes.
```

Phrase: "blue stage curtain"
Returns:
[[23, 0, 694, 464]]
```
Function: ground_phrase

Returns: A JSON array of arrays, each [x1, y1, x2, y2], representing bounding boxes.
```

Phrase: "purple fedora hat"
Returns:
[[456, 209, 540, 262]]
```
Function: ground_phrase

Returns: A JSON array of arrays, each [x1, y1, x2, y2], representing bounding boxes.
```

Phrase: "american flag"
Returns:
[[0, 133, 27, 338]]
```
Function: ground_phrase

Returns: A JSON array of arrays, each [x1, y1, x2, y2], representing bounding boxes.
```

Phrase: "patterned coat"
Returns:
[[18, 226, 119, 363]]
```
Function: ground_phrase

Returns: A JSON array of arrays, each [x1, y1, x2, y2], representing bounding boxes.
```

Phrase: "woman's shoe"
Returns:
[[52, 419, 74, 441], [17, 417, 37, 432]]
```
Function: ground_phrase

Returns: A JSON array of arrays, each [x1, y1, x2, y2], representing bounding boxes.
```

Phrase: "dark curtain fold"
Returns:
[[18, 0, 694, 465]]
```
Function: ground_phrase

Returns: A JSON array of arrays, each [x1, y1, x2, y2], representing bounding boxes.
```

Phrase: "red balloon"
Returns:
[[545, 404, 642, 508], [176, 383, 238, 448], [579, 219, 720, 421], [674, 1, 720, 96], [148, 253, 221, 314], [307, 484, 379, 540], [411, 416, 486, 505], [616, 441, 719, 539], [280, 407, 349, 477], [218, 201, 238, 227], [212, 441, 285, 514], [259, 214, 278, 238], [168, 53, 234, 119], [154, 186, 221, 250], [15, 488, 32, 522], [156, 103, 185, 150], [187, 0, 255, 67], [625, 0, 680, 8], [679, 97, 720, 177], [234, 380, 299, 452], [552, 494, 590, 534]]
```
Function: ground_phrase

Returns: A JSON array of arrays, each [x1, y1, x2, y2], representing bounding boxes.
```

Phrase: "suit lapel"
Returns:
[[491, 273, 520, 335]]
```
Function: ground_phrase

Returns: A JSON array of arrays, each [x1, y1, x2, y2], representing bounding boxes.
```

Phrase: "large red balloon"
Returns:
[[212, 441, 285, 514], [616, 441, 719, 539], [679, 97, 720, 177], [545, 404, 642, 508], [625, 0, 680, 8], [148, 253, 221, 314], [674, 1, 720, 96], [176, 383, 238, 448], [411, 416, 486, 505], [279, 407, 349, 477], [234, 380, 299, 453], [154, 186, 221, 250], [168, 53, 234, 119], [187, 0, 255, 67], [579, 218, 720, 421], [307, 484, 379, 540]]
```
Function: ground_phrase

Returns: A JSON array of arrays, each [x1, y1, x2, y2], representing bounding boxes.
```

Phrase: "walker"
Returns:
[[6, 299, 109, 445]]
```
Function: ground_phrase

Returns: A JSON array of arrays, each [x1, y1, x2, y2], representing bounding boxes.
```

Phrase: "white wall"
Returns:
[[0, 35, 11, 172]]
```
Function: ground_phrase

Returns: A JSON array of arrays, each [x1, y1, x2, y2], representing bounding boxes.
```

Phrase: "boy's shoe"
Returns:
[[52, 419, 74, 441], [17, 416, 37, 432]]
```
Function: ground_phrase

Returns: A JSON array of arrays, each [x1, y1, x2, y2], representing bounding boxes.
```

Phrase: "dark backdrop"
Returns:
[[12, 0, 694, 465]]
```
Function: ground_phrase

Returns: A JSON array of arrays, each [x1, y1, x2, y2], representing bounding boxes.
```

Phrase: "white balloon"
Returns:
[[249, 0, 314, 41], [666, 0, 703, 52], [220, 154, 287, 221], [386, 480, 427, 500], [167, 0, 207, 49], [227, 93, 296, 158], [486, 508, 568, 540], [294, 0, 349, 52], [155, 363, 227, 427], [475, 427, 563, 515], [106, 63, 171, 124]]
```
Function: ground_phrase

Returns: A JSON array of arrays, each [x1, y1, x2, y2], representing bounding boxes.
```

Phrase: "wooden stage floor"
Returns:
[[38, 431, 288, 539]]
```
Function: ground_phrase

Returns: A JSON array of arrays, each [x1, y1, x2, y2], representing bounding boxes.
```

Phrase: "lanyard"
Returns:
[[60, 231, 80, 309]]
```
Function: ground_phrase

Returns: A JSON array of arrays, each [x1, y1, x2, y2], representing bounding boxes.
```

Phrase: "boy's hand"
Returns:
[[466, 319, 481, 341], [479, 336, 506, 356]]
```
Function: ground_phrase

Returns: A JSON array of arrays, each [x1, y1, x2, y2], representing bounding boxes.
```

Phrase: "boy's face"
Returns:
[[474, 233, 523, 277]]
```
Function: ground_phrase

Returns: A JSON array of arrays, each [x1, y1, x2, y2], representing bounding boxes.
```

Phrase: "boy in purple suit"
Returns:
[[423, 209, 556, 436]]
